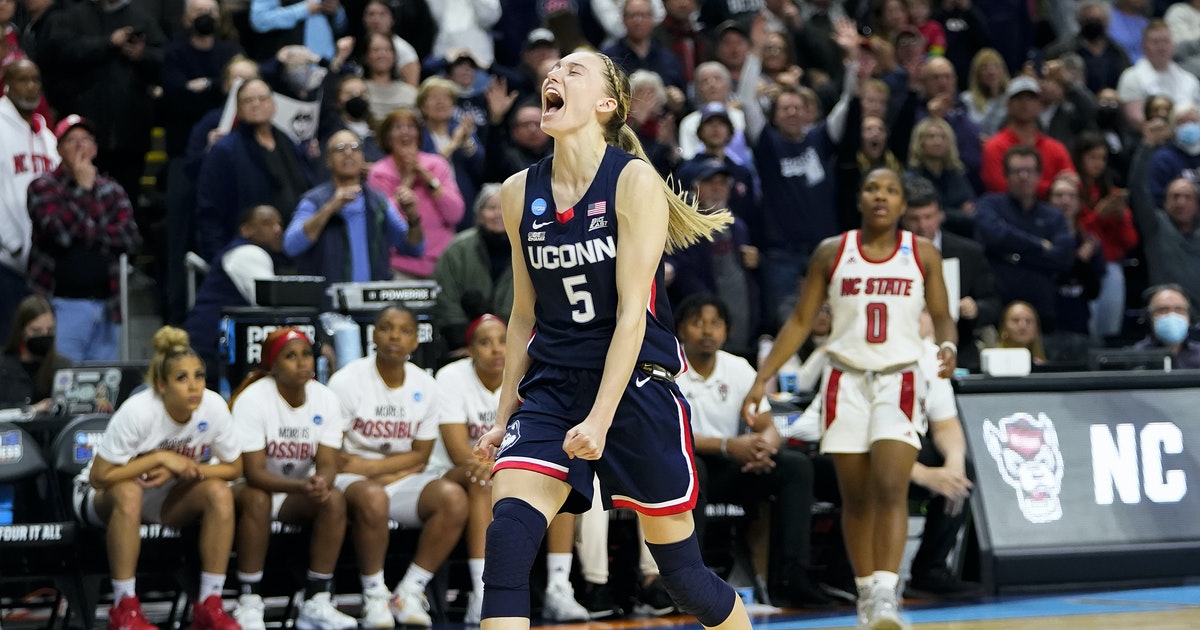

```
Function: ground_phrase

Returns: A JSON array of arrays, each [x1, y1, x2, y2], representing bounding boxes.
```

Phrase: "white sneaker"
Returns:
[[390, 585, 432, 627], [543, 581, 591, 622], [232, 594, 266, 630], [855, 588, 873, 630], [463, 591, 482, 626], [867, 586, 904, 630], [361, 587, 396, 628], [296, 592, 358, 630]]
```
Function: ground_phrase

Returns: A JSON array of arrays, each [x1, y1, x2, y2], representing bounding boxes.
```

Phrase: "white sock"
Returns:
[[546, 553, 572, 587], [112, 578, 136, 602], [872, 571, 900, 592], [469, 558, 485, 596], [854, 575, 875, 597], [199, 572, 226, 600], [361, 571, 386, 593], [398, 564, 434, 594], [237, 571, 262, 596]]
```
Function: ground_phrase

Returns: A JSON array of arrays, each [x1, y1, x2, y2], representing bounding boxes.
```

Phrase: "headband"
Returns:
[[465, 314, 503, 345], [265, 329, 310, 370]]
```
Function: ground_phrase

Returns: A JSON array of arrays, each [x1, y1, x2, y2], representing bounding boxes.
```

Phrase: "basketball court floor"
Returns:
[[527, 584, 1200, 630], [2, 583, 1198, 628]]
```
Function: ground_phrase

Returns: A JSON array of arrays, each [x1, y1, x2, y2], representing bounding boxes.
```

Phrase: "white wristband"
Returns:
[[940, 341, 958, 355], [720, 438, 729, 457]]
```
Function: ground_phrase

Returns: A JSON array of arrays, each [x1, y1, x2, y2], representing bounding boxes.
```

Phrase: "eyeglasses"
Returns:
[[331, 142, 362, 153]]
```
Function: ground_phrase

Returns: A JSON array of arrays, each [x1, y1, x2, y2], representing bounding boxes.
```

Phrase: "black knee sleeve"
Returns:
[[647, 532, 736, 626], [481, 498, 547, 619]]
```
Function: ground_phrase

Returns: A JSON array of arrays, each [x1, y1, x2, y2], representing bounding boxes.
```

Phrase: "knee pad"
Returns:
[[481, 498, 547, 619], [647, 532, 736, 627]]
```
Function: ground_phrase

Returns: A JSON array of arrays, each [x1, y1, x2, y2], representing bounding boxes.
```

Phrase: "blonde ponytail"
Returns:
[[601, 56, 733, 253]]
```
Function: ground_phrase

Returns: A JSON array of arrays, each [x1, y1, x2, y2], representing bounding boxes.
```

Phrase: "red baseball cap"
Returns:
[[54, 114, 96, 142]]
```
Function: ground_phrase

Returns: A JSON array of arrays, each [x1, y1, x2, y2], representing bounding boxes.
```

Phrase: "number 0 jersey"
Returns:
[[825, 230, 926, 371], [519, 146, 685, 374]]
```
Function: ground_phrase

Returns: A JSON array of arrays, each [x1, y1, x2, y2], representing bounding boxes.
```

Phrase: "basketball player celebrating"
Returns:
[[744, 168, 957, 630], [75, 326, 242, 630], [227, 328, 357, 629], [472, 49, 752, 630]]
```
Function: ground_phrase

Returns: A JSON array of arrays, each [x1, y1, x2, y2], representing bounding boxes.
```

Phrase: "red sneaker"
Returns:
[[191, 594, 242, 630], [108, 595, 158, 630]]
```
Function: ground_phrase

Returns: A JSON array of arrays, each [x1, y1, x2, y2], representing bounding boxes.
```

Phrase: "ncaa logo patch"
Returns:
[[413, 392, 422, 403], [531, 198, 547, 216], [313, 415, 323, 425], [197, 421, 208, 433]]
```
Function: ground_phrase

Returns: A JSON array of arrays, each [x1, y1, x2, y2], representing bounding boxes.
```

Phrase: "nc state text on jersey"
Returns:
[[840, 277, 915, 297]]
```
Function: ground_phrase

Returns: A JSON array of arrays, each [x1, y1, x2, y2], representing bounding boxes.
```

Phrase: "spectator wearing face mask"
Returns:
[[0, 294, 69, 412], [1045, 1, 1130, 94], [160, 0, 243, 159], [318, 74, 384, 165], [1146, 102, 1200, 210], [1132, 284, 1200, 368]]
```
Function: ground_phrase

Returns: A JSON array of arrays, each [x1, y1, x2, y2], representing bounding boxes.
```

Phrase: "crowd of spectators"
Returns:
[[6, 1, 1200, 622], [3, 0, 1200, 369]]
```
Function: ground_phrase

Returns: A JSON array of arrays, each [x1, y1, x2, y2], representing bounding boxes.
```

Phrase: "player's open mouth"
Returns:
[[543, 88, 564, 116]]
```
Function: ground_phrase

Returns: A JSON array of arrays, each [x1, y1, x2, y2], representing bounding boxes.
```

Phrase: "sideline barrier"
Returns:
[[955, 371, 1200, 593]]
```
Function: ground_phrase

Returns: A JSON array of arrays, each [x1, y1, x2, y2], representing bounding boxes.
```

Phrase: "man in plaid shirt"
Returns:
[[26, 115, 141, 361]]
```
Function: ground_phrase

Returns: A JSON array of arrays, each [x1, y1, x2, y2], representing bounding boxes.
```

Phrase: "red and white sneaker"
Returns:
[[191, 594, 242, 630], [109, 596, 158, 630]]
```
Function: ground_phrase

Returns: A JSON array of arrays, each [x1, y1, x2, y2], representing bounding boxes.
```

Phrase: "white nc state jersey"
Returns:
[[233, 377, 346, 480], [825, 230, 926, 371]]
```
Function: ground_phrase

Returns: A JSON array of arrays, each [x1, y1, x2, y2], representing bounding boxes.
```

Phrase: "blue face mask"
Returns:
[[1177, 122, 1200, 148], [1154, 313, 1190, 345]]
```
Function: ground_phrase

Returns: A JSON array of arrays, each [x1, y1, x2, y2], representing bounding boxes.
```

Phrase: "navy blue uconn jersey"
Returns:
[[520, 145, 685, 374]]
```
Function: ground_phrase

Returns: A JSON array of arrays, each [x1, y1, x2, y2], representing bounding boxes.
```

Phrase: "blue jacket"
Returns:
[[292, 182, 395, 287], [975, 193, 1075, 331]]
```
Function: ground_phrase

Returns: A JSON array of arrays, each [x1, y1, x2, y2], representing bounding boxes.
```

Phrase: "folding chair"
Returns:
[[51, 414, 197, 628], [0, 422, 81, 628]]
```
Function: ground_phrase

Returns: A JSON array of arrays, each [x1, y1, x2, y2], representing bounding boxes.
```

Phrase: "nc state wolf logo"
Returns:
[[983, 412, 1065, 524], [497, 420, 520, 456]]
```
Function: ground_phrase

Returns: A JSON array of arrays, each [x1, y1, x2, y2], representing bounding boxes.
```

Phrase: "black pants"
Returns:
[[693, 448, 816, 581], [908, 437, 976, 577]]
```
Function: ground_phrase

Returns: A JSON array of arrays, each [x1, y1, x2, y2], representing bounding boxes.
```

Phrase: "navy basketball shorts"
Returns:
[[493, 360, 700, 516]]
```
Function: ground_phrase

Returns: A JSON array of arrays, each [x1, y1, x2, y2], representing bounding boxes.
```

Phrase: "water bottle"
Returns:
[[0, 483, 14, 525], [333, 321, 363, 365], [316, 356, 330, 384]]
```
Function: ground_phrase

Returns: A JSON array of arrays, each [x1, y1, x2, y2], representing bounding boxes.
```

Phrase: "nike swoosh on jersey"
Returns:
[[635, 376, 650, 387], [532, 220, 553, 229]]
